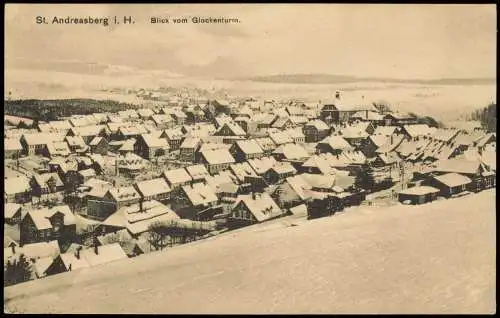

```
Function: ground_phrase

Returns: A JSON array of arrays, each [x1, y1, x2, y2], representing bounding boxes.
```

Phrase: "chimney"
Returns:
[[391, 135, 394, 144], [10, 243, 15, 254], [139, 199, 144, 212], [252, 192, 256, 200], [335, 91, 340, 99]]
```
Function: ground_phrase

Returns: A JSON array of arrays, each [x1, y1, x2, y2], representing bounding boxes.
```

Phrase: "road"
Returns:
[[4, 189, 496, 314]]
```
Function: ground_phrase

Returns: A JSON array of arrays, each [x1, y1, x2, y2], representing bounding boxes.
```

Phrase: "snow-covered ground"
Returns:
[[4, 189, 496, 314]]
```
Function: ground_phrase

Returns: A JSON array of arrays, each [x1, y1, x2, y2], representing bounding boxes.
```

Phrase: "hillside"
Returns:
[[4, 190, 496, 314], [4, 99, 139, 122], [241, 74, 496, 85]]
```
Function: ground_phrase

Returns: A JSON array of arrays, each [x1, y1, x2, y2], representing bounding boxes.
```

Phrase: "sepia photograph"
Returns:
[[3, 3, 496, 314]]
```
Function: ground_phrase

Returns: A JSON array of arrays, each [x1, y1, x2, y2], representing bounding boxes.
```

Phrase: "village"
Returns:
[[3, 90, 497, 286]]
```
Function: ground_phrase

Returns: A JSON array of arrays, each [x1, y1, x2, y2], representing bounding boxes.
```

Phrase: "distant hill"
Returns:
[[239, 74, 496, 85], [4, 99, 139, 122]]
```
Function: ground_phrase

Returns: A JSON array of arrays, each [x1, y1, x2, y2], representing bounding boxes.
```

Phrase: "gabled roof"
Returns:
[[269, 131, 294, 145], [5, 203, 22, 219], [248, 156, 278, 175], [216, 122, 246, 136], [305, 119, 329, 131], [163, 168, 193, 184], [80, 243, 127, 267], [268, 161, 297, 175], [234, 140, 264, 155], [254, 137, 277, 151], [402, 124, 436, 138], [432, 158, 487, 175], [135, 178, 171, 197], [4, 176, 31, 195], [318, 135, 354, 151], [398, 186, 440, 196], [140, 134, 170, 148], [185, 164, 210, 180], [182, 183, 218, 206], [46, 141, 71, 156], [107, 186, 141, 202], [230, 162, 258, 182], [234, 193, 282, 222], [433, 173, 472, 187], [180, 137, 201, 149], [201, 149, 236, 165], [373, 126, 398, 136], [273, 143, 310, 160], [4, 138, 22, 151]]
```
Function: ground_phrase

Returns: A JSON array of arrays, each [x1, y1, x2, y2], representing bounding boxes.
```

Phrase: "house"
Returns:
[[273, 143, 310, 162], [284, 128, 306, 144], [185, 164, 211, 183], [254, 137, 277, 154], [316, 135, 354, 155], [214, 122, 247, 138], [102, 186, 142, 210], [234, 116, 250, 133], [134, 133, 170, 160], [360, 135, 391, 158], [269, 131, 294, 146], [229, 162, 259, 185], [5, 241, 60, 272], [5, 203, 23, 225], [401, 124, 436, 140], [338, 123, 373, 148], [173, 183, 220, 220], [65, 136, 88, 154], [271, 116, 294, 130], [372, 152, 402, 168], [214, 114, 234, 128], [118, 109, 140, 121], [21, 133, 65, 156], [303, 120, 330, 142], [134, 178, 171, 202], [430, 158, 492, 192], [383, 112, 418, 126], [230, 139, 265, 162], [4, 138, 23, 159], [179, 137, 202, 162], [199, 149, 236, 175], [30, 173, 65, 197], [46, 141, 72, 158], [320, 92, 376, 124], [254, 114, 278, 130], [20, 205, 76, 245], [263, 162, 297, 185], [100, 200, 180, 236], [67, 125, 108, 144], [424, 173, 472, 198], [4, 176, 31, 203], [350, 110, 384, 124], [372, 125, 401, 136], [89, 136, 108, 155], [161, 128, 184, 150], [229, 193, 283, 228], [45, 247, 91, 276], [137, 108, 155, 119], [398, 186, 440, 205], [116, 125, 149, 140], [248, 156, 279, 176], [163, 168, 193, 190]]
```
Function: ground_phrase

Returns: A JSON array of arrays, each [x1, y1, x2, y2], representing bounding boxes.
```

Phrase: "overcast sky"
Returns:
[[5, 4, 497, 79]]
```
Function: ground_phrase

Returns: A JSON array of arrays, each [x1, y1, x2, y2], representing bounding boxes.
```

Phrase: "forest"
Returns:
[[4, 99, 139, 122], [470, 103, 497, 132]]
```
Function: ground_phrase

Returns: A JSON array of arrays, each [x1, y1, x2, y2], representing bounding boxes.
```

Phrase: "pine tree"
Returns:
[[4, 253, 33, 286], [355, 164, 375, 192]]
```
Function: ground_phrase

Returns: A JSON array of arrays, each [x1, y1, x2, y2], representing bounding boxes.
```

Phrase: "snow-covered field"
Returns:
[[5, 69, 496, 121], [4, 189, 496, 314]]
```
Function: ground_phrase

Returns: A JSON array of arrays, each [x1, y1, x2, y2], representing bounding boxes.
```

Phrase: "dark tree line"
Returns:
[[470, 103, 496, 132], [408, 112, 443, 128], [4, 99, 139, 122]]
